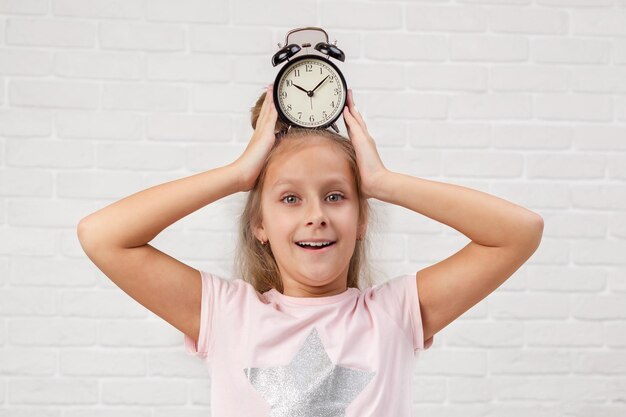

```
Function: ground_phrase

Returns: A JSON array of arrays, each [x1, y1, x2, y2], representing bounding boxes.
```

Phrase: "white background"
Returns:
[[1, 0, 626, 416]]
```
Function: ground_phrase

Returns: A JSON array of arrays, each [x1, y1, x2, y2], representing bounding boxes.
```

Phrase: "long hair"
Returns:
[[234, 90, 374, 294]]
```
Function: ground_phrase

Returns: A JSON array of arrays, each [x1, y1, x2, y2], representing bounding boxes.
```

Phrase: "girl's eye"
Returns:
[[326, 193, 344, 202], [281, 195, 299, 204]]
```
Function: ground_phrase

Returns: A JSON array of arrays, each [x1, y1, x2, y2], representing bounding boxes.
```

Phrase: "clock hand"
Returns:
[[311, 75, 330, 94], [292, 83, 309, 94]]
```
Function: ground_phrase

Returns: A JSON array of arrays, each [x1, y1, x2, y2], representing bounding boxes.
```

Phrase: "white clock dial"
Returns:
[[276, 58, 346, 128]]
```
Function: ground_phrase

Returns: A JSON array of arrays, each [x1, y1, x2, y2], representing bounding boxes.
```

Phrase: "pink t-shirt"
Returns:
[[184, 270, 433, 417]]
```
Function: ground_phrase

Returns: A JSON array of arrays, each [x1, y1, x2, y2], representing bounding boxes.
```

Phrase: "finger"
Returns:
[[258, 85, 275, 124], [347, 89, 367, 129]]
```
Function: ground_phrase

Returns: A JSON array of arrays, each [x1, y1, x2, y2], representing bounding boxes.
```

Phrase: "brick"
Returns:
[[572, 9, 626, 37], [491, 124, 572, 150], [572, 125, 626, 150], [535, 93, 611, 122], [60, 350, 145, 376], [570, 67, 626, 93], [191, 26, 270, 54], [450, 35, 528, 61], [571, 294, 626, 318], [366, 91, 448, 119], [56, 111, 142, 140], [537, 0, 612, 5], [9, 80, 99, 109], [444, 150, 524, 177], [526, 321, 604, 347], [527, 153, 605, 179], [0, 167, 54, 198], [100, 22, 185, 51], [496, 376, 607, 401], [58, 173, 146, 203], [407, 5, 486, 32], [10, 379, 98, 404], [322, 1, 402, 29], [444, 321, 524, 347], [145, 112, 231, 142], [99, 320, 181, 348], [488, 294, 569, 319], [55, 51, 142, 80], [449, 93, 532, 119], [489, 6, 567, 34], [53, 0, 143, 19], [0, 288, 55, 315], [532, 38, 610, 64], [364, 33, 448, 61], [232, 0, 316, 26], [6, 138, 92, 168], [6, 18, 95, 47], [102, 83, 188, 112], [0, 348, 56, 375], [146, 0, 228, 23], [101, 380, 186, 405], [0, 228, 55, 256], [0, 48, 52, 75], [527, 266, 607, 292], [12, 257, 98, 287], [408, 64, 487, 91], [490, 65, 568, 92], [0, 0, 48, 14], [9, 319, 96, 346], [146, 53, 230, 83], [62, 289, 147, 318], [0, 109, 52, 136], [572, 351, 626, 374]]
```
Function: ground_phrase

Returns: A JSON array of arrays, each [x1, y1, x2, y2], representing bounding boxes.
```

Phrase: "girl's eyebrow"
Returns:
[[270, 176, 352, 188]]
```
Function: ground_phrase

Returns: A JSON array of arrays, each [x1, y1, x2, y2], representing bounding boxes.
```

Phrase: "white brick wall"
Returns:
[[1, 1, 625, 416]]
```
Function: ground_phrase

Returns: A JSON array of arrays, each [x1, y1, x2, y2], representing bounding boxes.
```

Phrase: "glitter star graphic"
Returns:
[[243, 327, 375, 417]]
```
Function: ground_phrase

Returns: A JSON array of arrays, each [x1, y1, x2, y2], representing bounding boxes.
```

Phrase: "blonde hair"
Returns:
[[234, 90, 374, 294]]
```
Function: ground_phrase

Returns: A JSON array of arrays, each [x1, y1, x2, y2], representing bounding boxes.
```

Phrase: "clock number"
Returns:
[[334, 88, 340, 96], [331, 101, 335, 108], [309, 115, 315, 122], [305, 64, 312, 72], [322, 111, 328, 119], [287, 104, 292, 111], [294, 69, 300, 77], [297, 112, 302, 120], [280, 91, 287, 99], [285, 80, 292, 87]]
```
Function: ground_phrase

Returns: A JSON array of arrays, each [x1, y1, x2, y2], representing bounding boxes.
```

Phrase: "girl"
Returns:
[[78, 84, 543, 416]]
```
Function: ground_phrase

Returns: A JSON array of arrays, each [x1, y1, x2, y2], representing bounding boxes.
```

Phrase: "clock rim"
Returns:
[[272, 54, 348, 130]]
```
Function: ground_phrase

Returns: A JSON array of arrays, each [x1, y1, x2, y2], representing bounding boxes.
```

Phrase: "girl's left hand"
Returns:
[[343, 89, 389, 199]]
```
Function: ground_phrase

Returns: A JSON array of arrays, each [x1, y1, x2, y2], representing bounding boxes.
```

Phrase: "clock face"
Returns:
[[274, 55, 347, 129]]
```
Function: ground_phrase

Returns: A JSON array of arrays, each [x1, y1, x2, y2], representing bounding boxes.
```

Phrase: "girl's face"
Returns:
[[254, 138, 365, 297]]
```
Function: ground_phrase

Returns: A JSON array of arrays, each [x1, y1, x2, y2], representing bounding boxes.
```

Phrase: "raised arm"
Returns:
[[342, 89, 543, 345], [77, 84, 278, 343]]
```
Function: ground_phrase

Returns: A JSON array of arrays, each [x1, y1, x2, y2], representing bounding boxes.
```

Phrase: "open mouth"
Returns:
[[295, 241, 336, 250]]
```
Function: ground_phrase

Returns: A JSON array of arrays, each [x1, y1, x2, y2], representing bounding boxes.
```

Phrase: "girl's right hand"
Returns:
[[232, 84, 278, 192]]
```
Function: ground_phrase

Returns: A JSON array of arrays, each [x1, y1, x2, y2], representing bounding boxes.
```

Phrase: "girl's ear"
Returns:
[[253, 222, 267, 243]]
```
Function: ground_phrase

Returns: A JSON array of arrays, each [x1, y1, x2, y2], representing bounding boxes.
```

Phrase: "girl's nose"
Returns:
[[305, 202, 327, 227]]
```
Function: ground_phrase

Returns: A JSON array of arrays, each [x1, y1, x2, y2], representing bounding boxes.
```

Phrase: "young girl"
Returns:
[[78, 84, 543, 416]]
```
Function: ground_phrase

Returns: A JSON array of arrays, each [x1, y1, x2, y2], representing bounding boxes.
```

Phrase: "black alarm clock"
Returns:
[[271, 27, 347, 133]]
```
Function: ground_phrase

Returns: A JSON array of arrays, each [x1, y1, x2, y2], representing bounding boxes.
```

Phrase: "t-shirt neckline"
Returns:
[[266, 287, 358, 305]]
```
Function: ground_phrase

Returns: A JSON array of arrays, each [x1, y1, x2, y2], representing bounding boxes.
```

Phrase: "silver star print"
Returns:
[[243, 327, 375, 417]]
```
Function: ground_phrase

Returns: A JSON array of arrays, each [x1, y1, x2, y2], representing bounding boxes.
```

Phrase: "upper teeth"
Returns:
[[298, 241, 332, 247]]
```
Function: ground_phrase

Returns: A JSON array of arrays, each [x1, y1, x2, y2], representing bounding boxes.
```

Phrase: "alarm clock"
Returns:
[[271, 27, 347, 133]]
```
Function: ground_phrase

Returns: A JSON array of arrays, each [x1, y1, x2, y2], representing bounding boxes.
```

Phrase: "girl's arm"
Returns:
[[77, 84, 278, 344], [343, 89, 543, 345]]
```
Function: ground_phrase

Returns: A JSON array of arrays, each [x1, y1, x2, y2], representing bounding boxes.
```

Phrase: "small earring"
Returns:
[[260, 239, 268, 245]]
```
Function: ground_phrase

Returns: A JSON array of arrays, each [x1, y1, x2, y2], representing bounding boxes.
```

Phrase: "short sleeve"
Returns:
[[367, 274, 433, 352], [184, 270, 242, 359], [184, 270, 212, 358]]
